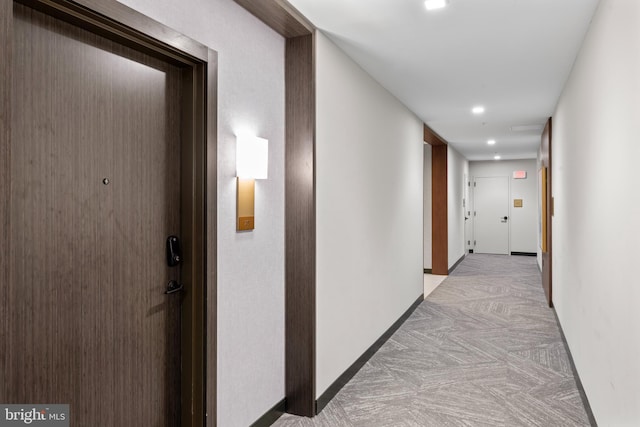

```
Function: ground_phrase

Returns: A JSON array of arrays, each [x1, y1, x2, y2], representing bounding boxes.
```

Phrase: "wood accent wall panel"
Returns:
[[431, 145, 449, 275], [233, 0, 312, 38], [540, 118, 553, 307], [285, 34, 316, 417], [423, 124, 446, 146]]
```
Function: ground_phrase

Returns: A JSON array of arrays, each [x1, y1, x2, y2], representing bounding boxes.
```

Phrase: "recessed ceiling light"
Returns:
[[425, 0, 448, 11], [494, 155, 501, 160], [487, 139, 496, 145], [472, 106, 485, 114]]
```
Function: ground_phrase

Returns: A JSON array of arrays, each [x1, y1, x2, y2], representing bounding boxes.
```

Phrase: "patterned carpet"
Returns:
[[272, 254, 592, 427]]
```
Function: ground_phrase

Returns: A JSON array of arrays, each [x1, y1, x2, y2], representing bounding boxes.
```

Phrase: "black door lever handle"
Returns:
[[165, 280, 183, 295]]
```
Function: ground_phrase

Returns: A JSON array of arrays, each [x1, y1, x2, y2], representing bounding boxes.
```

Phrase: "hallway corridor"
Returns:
[[273, 254, 592, 426]]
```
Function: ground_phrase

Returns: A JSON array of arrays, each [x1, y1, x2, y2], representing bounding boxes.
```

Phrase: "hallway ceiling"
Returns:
[[286, 0, 600, 160]]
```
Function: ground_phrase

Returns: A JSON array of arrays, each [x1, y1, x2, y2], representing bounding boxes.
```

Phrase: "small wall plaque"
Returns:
[[514, 199, 523, 208]]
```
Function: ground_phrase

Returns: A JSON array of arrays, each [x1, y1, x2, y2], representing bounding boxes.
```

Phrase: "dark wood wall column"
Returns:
[[284, 34, 316, 416], [431, 146, 448, 275], [424, 125, 448, 275], [540, 118, 553, 307]]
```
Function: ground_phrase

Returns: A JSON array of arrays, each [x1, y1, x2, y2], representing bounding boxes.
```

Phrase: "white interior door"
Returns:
[[474, 176, 509, 254]]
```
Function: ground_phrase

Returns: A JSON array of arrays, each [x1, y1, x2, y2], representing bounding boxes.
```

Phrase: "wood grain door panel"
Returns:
[[4, 4, 182, 425]]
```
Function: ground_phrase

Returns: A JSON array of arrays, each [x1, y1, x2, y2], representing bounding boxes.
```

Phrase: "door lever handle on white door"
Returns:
[[501, 216, 508, 222]]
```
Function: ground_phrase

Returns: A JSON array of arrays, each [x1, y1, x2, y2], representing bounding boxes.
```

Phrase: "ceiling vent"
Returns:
[[511, 124, 544, 132]]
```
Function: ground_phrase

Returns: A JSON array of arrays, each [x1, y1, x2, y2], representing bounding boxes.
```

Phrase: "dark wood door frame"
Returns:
[[0, 1, 217, 425], [424, 124, 449, 275], [540, 117, 553, 307]]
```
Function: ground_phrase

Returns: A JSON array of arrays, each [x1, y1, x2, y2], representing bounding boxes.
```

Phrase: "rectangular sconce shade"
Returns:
[[236, 134, 268, 231], [236, 135, 268, 179], [513, 170, 527, 179]]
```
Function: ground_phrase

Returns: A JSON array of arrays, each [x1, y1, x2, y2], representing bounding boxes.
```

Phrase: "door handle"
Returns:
[[166, 235, 182, 267], [501, 216, 508, 222], [165, 280, 183, 295]]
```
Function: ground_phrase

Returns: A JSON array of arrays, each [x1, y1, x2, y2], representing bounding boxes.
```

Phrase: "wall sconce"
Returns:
[[236, 134, 268, 231]]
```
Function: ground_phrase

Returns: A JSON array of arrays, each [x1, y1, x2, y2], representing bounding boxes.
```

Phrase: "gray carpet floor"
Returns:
[[272, 254, 592, 427]]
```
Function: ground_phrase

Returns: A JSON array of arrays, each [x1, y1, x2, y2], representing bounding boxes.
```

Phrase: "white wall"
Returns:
[[117, 1, 285, 426], [552, 0, 640, 424], [447, 146, 468, 269], [469, 160, 538, 254], [424, 144, 432, 270], [315, 31, 424, 397]]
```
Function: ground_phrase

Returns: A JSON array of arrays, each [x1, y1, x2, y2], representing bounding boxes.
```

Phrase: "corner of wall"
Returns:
[[447, 145, 468, 268]]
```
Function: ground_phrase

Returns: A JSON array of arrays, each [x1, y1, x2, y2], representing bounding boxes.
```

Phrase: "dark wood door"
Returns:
[[541, 118, 553, 307], [3, 4, 182, 425]]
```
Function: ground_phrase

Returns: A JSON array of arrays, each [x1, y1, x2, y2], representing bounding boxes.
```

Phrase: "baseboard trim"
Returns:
[[249, 398, 286, 427], [423, 268, 432, 274], [315, 294, 424, 414], [510, 251, 537, 257], [448, 254, 465, 274], [552, 310, 598, 427]]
